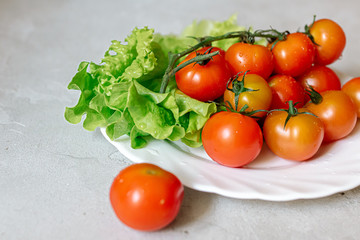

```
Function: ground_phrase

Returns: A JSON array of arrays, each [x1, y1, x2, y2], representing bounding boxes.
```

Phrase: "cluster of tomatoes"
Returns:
[[175, 18, 360, 168], [108, 18, 360, 232]]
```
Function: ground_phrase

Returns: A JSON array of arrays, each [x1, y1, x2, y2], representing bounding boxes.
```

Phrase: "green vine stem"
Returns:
[[159, 29, 288, 93], [216, 102, 268, 119]]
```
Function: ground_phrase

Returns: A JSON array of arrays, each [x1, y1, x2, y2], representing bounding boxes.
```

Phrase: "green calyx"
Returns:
[[302, 15, 319, 46], [228, 104, 267, 119], [221, 71, 267, 118], [226, 71, 258, 111], [193, 47, 217, 66], [306, 85, 323, 104], [269, 100, 317, 129]]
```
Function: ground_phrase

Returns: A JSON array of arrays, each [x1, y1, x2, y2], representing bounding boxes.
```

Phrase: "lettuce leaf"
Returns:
[[181, 14, 246, 51], [65, 26, 217, 148], [182, 14, 267, 49], [153, 33, 194, 57], [65, 16, 259, 148]]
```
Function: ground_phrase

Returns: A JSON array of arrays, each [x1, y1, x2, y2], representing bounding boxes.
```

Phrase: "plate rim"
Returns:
[[101, 123, 360, 201]]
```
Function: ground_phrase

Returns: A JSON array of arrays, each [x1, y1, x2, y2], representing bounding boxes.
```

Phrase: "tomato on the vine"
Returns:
[[297, 65, 341, 92], [175, 46, 231, 102], [310, 18, 346, 65], [223, 73, 272, 118], [202, 111, 263, 168], [110, 163, 184, 231], [305, 90, 357, 142], [263, 103, 324, 161], [342, 77, 360, 117], [270, 32, 316, 77], [297, 65, 341, 102], [268, 74, 306, 110], [225, 42, 274, 79]]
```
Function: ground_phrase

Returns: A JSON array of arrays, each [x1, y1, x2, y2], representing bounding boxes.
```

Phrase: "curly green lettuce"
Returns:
[[65, 17, 250, 148], [65, 27, 216, 148]]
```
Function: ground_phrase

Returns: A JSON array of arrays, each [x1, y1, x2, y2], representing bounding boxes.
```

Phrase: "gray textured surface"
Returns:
[[1, 0, 360, 239]]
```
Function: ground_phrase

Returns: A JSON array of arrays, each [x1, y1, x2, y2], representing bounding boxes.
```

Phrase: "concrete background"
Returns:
[[1, 0, 360, 239]]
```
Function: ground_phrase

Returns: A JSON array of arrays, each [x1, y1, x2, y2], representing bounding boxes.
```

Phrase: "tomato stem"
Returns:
[[306, 85, 323, 104], [159, 29, 288, 93], [302, 15, 319, 46], [159, 50, 220, 93], [221, 102, 267, 118], [268, 100, 318, 129], [284, 101, 298, 127], [195, 47, 216, 66], [226, 71, 259, 111], [174, 51, 220, 74]]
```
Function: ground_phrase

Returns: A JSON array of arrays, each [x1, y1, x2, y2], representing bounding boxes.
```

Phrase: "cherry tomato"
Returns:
[[342, 77, 360, 117], [305, 90, 357, 142], [110, 163, 184, 231], [225, 42, 274, 79], [297, 65, 341, 102], [271, 32, 316, 77], [263, 107, 324, 161], [175, 46, 231, 102], [268, 74, 306, 110], [310, 18, 346, 65], [223, 73, 272, 118], [202, 111, 263, 168]]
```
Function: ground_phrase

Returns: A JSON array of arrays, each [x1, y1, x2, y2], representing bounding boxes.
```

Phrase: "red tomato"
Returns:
[[297, 65, 341, 91], [263, 107, 324, 161], [225, 42, 274, 79], [175, 47, 231, 102], [305, 90, 357, 142], [310, 18, 346, 65], [110, 163, 184, 231], [342, 77, 360, 117], [268, 74, 306, 110], [223, 73, 272, 118], [297, 65, 341, 102], [271, 32, 315, 77], [202, 111, 263, 168]]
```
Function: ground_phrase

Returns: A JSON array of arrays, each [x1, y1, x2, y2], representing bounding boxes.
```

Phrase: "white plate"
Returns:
[[101, 121, 360, 201]]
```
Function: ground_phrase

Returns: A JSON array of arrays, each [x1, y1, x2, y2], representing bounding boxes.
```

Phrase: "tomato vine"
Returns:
[[159, 29, 289, 93]]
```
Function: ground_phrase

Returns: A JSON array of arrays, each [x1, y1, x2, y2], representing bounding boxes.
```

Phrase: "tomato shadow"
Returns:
[[167, 187, 214, 230], [313, 140, 337, 158], [246, 142, 301, 170], [315, 121, 360, 158]]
